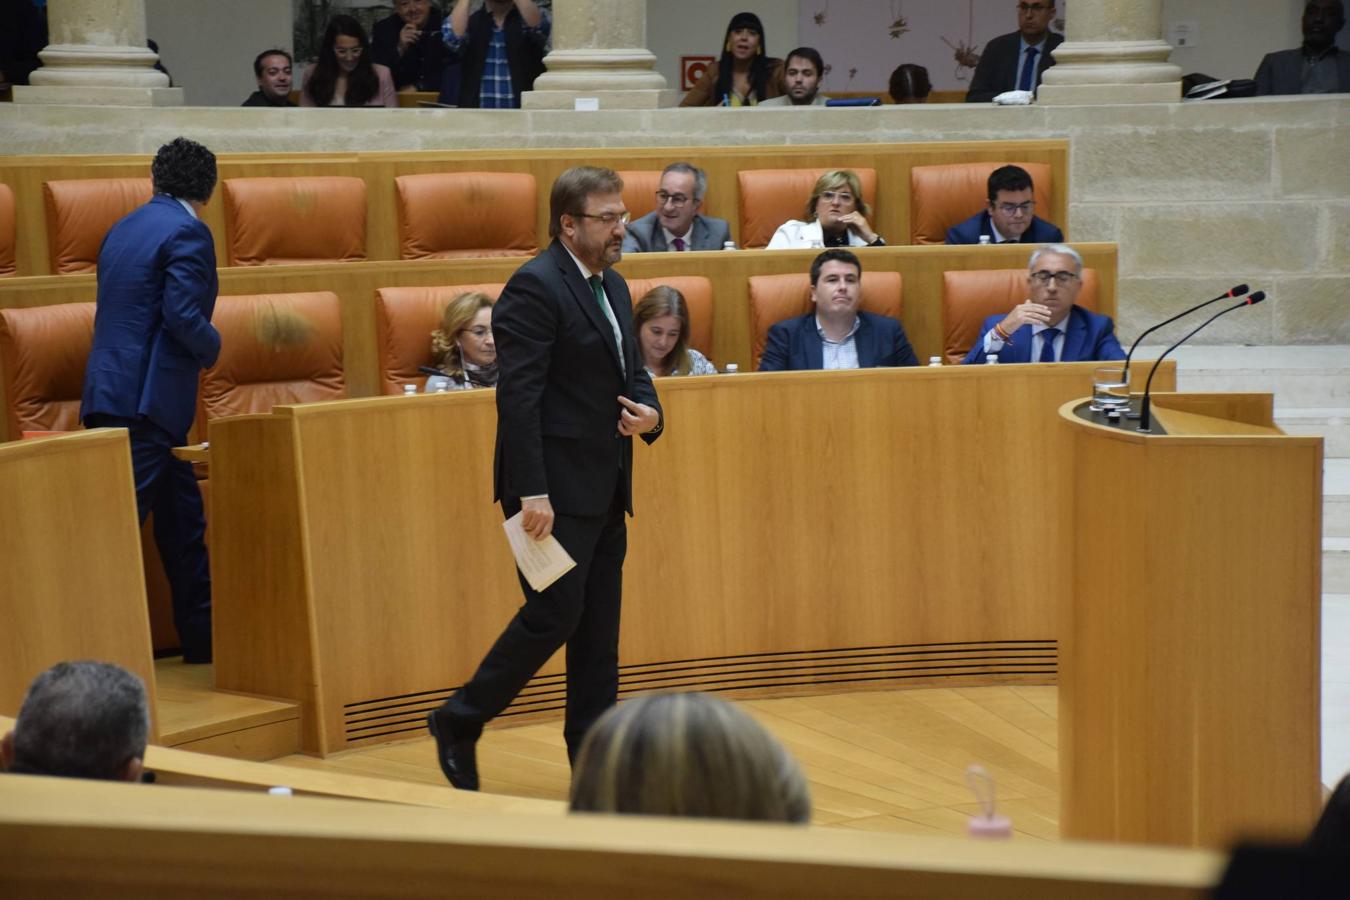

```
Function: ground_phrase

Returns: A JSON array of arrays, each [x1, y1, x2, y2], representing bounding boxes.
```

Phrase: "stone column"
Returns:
[[522, 0, 673, 110], [15, 0, 183, 106], [1037, 0, 1182, 104]]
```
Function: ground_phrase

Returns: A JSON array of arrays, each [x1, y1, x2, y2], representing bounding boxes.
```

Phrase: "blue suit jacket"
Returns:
[[758, 311, 919, 371], [81, 194, 221, 441], [961, 304, 1125, 365], [946, 210, 1064, 245]]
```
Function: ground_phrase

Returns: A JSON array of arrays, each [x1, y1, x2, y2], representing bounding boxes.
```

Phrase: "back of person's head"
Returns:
[[1, 660, 149, 782], [254, 48, 292, 77], [1308, 773, 1350, 852], [810, 247, 862, 285], [888, 63, 931, 103], [806, 170, 870, 221], [570, 691, 811, 823], [986, 164, 1034, 203], [548, 166, 624, 238], [151, 136, 217, 205]]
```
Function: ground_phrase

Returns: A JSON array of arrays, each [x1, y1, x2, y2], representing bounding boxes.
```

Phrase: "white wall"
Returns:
[[646, 1, 799, 95], [146, 0, 294, 107], [1162, 0, 1307, 82]]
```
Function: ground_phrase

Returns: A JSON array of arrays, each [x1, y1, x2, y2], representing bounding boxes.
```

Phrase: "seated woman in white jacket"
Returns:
[[766, 169, 885, 249]]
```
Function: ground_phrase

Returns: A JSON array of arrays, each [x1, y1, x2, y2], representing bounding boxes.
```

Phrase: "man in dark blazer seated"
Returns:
[[427, 167, 663, 789], [965, 1, 1064, 102], [946, 164, 1064, 245], [1255, 0, 1348, 95], [758, 249, 920, 371], [80, 137, 221, 664], [620, 162, 731, 253], [962, 244, 1125, 365]]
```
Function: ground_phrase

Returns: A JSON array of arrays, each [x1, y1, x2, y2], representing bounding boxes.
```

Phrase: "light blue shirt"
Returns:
[[816, 315, 862, 370]]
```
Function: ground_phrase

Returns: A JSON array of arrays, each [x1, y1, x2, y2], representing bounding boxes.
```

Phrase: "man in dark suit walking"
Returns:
[[428, 167, 663, 789], [80, 137, 221, 664], [965, 1, 1064, 102]]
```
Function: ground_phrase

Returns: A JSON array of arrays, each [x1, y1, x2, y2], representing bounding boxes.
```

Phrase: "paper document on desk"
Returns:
[[503, 511, 576, 592]]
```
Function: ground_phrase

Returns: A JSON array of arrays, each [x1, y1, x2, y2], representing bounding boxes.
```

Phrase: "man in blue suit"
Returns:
[[947, 165, 1064, 246], [81, 137, 221, 664], [962, 244, 1126, 365], [758, 249, 919, 371]]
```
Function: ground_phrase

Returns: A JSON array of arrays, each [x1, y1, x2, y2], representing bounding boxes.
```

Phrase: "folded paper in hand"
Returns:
[[502, 511, 576, 592]]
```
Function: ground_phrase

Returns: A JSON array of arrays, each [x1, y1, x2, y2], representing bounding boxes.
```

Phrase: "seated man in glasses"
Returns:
[[962, 244, 1125, 365], [965, 1, 1064, 102], [621, 162, 731, 253], [947, 165, 1063, 245]]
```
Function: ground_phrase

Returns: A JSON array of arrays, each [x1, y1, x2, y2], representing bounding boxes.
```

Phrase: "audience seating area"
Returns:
[[0, 183, 15, 277], [737, 167, 878, 248], [942, 267, 1101, 365], [42, 177, 152, 274], [748, 270, 902, 368], [910, 161, 1054, 244], [222, 176, 368, 266]]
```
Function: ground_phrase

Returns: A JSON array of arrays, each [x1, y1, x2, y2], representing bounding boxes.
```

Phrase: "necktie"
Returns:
[[589, 275, 625, 373], [1039, 327, 1059, 363], [672, 236, 686, 251], [1018, 46, 1040, 92]]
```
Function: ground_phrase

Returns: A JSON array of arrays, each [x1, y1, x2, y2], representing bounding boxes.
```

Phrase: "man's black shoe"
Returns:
[[427, 709, 479, 791]]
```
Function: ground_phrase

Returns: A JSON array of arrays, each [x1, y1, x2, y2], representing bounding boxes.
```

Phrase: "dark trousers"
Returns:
[[89, 415, 212, 662], [444, 487, 627, 761]]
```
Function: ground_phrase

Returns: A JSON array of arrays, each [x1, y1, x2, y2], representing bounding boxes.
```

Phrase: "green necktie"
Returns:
[[588, 275, 624, 373]]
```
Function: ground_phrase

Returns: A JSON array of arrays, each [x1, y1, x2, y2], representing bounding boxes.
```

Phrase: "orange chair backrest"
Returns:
[[0, 183, 16, 277], [223, 176, 367, 267], [624, 275, 714, 359], [747, 270, 902, 369], [199, 291, 346, 422], [0, 302, 97, 437], [374, 283, 506, 394], [941, 267, 1099, 364], [616, 170, 663, 222], [42, 178, 153, 274], [910, 162, 1054, 245], [395, 172, 537, 260], [738, 168, 878, 249]]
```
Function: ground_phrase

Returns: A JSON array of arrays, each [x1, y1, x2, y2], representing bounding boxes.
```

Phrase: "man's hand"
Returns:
[[521, 496, 554, 540], [999, 299, 1054, 335], [838, 211, 878, 244], [398, 21, 421, 54], [617, 395, 659, 436]]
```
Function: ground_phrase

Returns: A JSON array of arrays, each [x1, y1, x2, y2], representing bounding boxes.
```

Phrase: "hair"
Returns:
[[1308, 773, 1350, 852], [805, 170, 870, 222], [150, 137, 217, 204], [9, 661, 150, 781], [307, 15, 378, 107], [713, 12, 776, 104], [810, 248, 862, 286], [784, 46, 824, 76], [548, 166, 624, 238], [430, 291, 494, 378], [661, 162, 707, 204], [1029, 243, 1083, 274], [570, 692, 811, 824], [887, 63, 931, 103], [633, 285, 697, 376], [253, 48, 292, 77], [986, 164, 1035, 203]]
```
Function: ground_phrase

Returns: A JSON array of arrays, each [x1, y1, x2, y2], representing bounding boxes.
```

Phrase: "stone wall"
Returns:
[[0, 95, 1345, 344]]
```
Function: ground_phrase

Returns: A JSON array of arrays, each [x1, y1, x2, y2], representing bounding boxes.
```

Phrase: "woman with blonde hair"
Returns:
[[429, 291, 496, 389], [569, 692, 811, 824], [632, 285, 717, 377], [766, 169, 883, 249]]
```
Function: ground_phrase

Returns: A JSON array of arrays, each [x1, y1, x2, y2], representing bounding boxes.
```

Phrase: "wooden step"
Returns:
[[154, 658, 301, 760]]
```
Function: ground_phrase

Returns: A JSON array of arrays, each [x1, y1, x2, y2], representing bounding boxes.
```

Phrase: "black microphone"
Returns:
[[1137, 291, 1265, 432], [417, 365, 448, 377], [1122, 284, 1248, 382]]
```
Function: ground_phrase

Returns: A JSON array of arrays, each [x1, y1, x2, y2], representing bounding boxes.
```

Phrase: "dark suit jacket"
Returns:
[[81, 194, 221, 441], [945, 210, 1064, 245], [620, 212, 731, 253], [758, 310, 919, 372], [1254, 46, 1350, 95], [960, 304, 1125, 365], [965, 30, 1064, 102], [371, 8, 448, 92], [493, 240, 662, 517]]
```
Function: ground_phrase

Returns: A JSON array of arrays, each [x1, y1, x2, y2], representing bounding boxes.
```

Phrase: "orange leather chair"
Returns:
[[0, 183, 16, 277], [737, 168, 878, 249], [625, 275, 714, 359], [0, 302, 96, 438], [374, 283, 505, 394], [395, 172, 537, 260], [747, 270, 902, 369], [940, 267, 1100, 364], [222, 176, 367, 267], [42, 178, 153, 274], [909, 162, 1054, 245], [199, 291, 346, 422], [616, 170, 663, 222]]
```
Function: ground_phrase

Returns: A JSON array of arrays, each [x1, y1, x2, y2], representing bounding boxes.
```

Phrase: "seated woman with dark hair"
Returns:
[[680, 11, 784, 107], [301, 15, 398, 108], [569, 692, 811, 824], [633, 285, 717, 377], [888, 63, 932, 104], [767, 169, 883, 249], [428, 291, 497, 389]]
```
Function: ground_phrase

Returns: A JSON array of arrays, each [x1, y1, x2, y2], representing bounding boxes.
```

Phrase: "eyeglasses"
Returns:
[[1017, 3, 1051, 12], [461, 326, 492, 339], [996, 201, 1035, 215], [655, 191, 691, 207], [1031, 270, 1079, 286], [576, 211, 631, 227], [334, 46, 364, 58], [820, 191, 855, 204]]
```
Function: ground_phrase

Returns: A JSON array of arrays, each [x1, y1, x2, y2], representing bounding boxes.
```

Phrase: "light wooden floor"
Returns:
[[273, 685, 1061, 840]]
